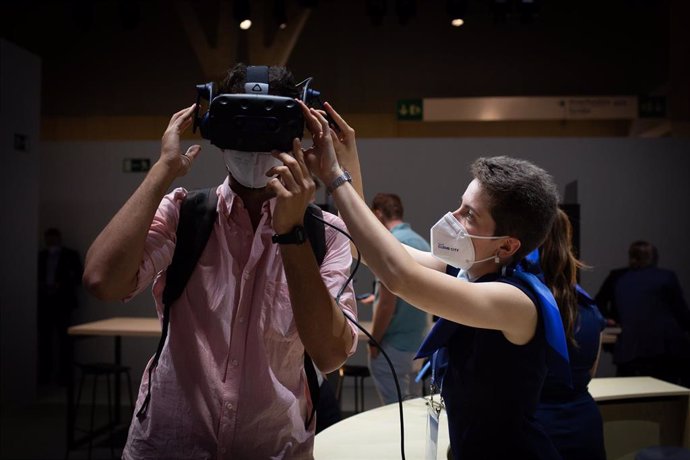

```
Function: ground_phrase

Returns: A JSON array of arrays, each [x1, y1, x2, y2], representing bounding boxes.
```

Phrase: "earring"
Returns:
[[494, 254, 500, 264]]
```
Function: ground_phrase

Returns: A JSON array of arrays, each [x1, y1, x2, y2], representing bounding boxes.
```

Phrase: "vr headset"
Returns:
[[192, 65, 324, 152]]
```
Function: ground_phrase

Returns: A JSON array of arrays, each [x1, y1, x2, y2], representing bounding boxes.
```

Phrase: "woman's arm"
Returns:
[[323, 103, 445, 272], [304, 105, 537, 344]]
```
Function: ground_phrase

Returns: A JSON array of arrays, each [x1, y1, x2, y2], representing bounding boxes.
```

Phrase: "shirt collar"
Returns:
[[390, 222, 410, 232], [218, 176, 276, 219]]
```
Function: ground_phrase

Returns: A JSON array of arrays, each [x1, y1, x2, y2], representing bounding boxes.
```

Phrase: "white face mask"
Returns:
[[223, 150, 283, 189], [430, 212, 508, 270]]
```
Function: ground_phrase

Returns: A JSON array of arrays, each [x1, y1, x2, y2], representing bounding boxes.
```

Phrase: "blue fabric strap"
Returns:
[[511, 268, 572, 387], [415, 318, 458, 359], [414, 264, 572, 388]]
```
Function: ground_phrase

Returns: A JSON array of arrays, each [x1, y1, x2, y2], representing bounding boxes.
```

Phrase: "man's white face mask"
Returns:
[[222, 150, 283, 189]]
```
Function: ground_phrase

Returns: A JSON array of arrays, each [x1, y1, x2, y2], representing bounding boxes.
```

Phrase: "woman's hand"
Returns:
[[323, 102, 360, 176], [266, 138, 315, 234], [298, 100, 343, 186], [158, 104, 202, 179]]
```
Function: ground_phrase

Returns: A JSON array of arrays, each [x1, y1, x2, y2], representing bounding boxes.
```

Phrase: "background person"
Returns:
[[367, 192, 430, 404], [608, 241, 690, 386], [37, 227, 82, 385]]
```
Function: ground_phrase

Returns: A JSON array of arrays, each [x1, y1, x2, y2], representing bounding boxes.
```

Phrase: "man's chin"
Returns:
[[228, 174, 276, 196]]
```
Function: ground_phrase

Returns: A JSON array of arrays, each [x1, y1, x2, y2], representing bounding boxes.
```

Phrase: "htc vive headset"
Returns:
[[192, 65, 323, 152]]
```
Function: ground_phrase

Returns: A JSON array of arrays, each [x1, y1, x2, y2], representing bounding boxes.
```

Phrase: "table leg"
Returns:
[[114, 336, 121, 424]]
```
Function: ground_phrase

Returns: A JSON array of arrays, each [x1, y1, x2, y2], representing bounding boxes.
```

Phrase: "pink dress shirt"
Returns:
[[122, 178, 357, 459]]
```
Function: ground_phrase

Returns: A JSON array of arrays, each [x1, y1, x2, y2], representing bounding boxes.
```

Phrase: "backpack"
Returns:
[[136, 187, 327, 430]]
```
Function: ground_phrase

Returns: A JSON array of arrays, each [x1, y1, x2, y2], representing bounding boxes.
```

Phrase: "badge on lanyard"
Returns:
[[426, 393, 442, 460]]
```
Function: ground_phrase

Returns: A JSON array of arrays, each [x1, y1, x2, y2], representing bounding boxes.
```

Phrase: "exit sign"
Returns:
[[123, 158, 151, 173], [397, 99, 423, 121], [638, 96, 666, 118]]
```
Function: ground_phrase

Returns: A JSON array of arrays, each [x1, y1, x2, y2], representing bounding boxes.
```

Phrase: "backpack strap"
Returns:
[[302, 203, 326, 429], [304, 203, 326, 265], [137, 191, 329, 428], [137, 188, 218, 419]]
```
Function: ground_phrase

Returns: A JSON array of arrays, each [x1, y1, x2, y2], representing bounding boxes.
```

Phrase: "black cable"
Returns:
[[309, 213, 406, 460]]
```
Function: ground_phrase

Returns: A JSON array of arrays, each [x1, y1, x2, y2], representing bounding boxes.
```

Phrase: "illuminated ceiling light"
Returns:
[[274, 0, 288, 30], [446, 0, 467, 27], [233, 0, 251, 30], [367, 0, 387, 26], [396, 0, 416, 26]]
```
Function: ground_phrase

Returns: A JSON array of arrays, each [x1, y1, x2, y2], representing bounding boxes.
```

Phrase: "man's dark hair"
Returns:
[[471, 156, 559, 261], [628, 240, 658, 269], [371, 193, 404, 220], [219, 63, 299, 99]]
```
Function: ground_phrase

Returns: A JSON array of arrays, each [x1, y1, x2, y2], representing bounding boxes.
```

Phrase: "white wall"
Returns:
[[37, 137, 690, 385], [0, 39, 41, 405]]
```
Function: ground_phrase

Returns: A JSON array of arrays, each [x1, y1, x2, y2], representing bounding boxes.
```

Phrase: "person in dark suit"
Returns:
[[37, 228, 82, 384], [606, 241, 690, 387], [594, 266, 628, 323]]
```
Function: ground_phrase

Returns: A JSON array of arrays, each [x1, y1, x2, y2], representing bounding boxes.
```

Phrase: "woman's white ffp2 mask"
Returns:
[[430, 212, 507, 270]]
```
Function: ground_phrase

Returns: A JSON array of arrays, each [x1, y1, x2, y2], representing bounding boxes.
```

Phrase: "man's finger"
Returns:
[[273, 148, 306, 187], [265, 177, 287, 198], [292, 138, 311, 178], [170, 104, 196, 125], [268, 164, 300, 193]]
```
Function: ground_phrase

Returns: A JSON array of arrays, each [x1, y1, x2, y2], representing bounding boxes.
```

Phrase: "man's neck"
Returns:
[[229, 176, 276, 231]]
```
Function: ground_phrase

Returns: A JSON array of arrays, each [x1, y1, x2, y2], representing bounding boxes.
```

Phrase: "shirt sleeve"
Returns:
[[320, 212, 359, 356], [122, 188, 187, 302]]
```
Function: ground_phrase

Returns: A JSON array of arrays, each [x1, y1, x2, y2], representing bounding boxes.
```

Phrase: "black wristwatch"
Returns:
[[272, 225, 307, 245]]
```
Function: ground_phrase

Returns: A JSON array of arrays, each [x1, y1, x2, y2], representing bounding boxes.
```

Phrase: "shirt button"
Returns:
[[231, 359, 239, 367], [243, 272, 251, 280], [226, 402, 233, 410], [238, 316, 245, 323], [220, 447, 227, 454]]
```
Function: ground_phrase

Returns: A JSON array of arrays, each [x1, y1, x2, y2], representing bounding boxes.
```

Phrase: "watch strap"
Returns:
[[272, 225, 307, 245], [327, 170, 352, 193]]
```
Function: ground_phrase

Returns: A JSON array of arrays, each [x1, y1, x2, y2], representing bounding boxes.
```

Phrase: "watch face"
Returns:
[[295, 226, 306, 242]]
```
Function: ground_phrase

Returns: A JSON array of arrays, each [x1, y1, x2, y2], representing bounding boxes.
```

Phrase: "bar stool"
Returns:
[[72, 362, 134, 460], [335, 364, 370, 413]]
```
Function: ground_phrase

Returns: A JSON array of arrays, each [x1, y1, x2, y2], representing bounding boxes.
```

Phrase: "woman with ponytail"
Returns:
[[523, 209, 607, 460]]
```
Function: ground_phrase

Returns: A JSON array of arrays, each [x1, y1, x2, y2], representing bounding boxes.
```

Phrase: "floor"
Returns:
[[0, 374, 381, 460]]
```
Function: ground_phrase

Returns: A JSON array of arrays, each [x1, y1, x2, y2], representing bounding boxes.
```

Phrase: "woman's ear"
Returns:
[[498, 237, 521, 259]]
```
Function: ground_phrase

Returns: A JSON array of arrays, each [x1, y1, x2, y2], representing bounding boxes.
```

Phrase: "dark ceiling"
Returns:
[[0, 0, 673, 117]]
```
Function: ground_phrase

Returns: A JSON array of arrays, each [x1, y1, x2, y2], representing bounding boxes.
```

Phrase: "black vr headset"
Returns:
[[192, 65, 324, 152]]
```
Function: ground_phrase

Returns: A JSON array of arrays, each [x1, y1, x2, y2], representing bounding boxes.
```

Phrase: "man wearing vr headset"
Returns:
[[83, 64, 358, 459]]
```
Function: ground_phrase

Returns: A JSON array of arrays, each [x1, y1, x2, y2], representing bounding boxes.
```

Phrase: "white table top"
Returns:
[[68, 317, 370, 340], [589, 376, 690, 401], [315, 377, 690, 460], [315, 397, 450, 460], [68, 316, 161, 337]]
